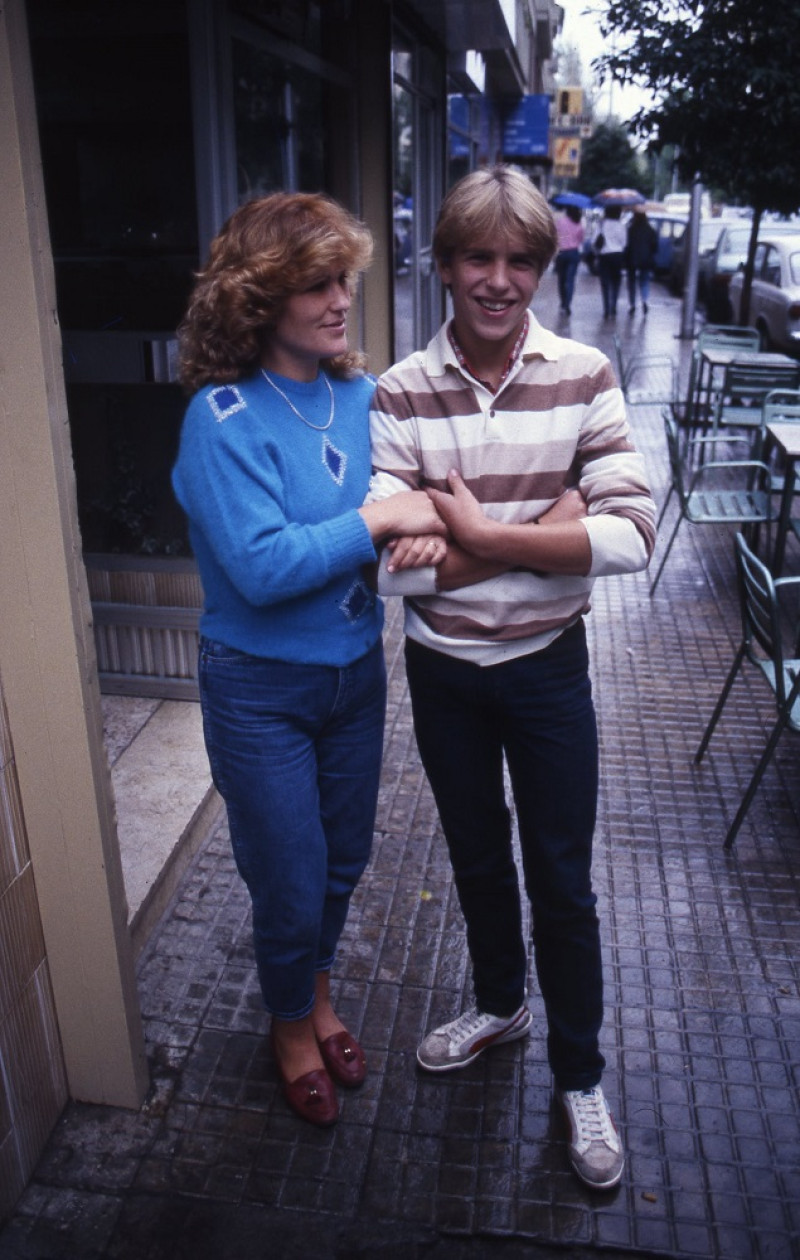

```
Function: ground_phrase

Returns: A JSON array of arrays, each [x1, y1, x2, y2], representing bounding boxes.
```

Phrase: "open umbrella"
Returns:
[[591, 188, 646, 208], [551, 191, 592, 209]]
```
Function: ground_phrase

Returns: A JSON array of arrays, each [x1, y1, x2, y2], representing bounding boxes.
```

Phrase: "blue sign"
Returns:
[[501, 95, 550, 158], [448, 95, 472, 158]]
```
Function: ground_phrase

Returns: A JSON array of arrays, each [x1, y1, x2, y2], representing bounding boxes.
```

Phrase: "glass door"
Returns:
[[392, 29, 445, 361]]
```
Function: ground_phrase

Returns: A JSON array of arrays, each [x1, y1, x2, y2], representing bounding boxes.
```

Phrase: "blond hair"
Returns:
[[178, 193, 373, 394], [433, 166, 558, 277]]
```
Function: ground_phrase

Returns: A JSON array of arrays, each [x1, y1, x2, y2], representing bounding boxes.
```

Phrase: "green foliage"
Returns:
[[597, 0, 800, 217], [578, 121, 653, 197]]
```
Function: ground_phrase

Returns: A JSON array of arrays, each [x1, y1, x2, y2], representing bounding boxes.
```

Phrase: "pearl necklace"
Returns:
[[261, 369, 335, 431]]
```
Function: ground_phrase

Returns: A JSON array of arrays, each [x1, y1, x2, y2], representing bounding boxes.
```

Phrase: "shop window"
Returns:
[[232, 39, 325, 198], [28, 0, 198, 334]]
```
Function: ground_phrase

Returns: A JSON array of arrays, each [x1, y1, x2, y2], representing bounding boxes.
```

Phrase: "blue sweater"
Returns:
[[172, 370, 382, 665]]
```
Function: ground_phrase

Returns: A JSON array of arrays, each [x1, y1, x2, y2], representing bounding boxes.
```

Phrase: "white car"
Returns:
[[728, 233, 800, 354], [707, 221, 800, 323]]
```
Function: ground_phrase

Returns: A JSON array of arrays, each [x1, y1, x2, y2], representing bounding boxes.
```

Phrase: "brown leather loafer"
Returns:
[[282, 1067, 339, 1127], [318, 1030, 367, 1088], [271, 1030, 339, 1127]]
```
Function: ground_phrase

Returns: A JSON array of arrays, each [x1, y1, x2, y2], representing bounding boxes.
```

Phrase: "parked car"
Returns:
[[647, 213, 688, 277], [703, 220, 800, 321], [728, 233, 800, 354], [668, 218, 726, 296]]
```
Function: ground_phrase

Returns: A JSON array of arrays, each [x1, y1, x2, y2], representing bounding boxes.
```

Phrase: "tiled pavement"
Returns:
[[1, 268, 799, 1259]]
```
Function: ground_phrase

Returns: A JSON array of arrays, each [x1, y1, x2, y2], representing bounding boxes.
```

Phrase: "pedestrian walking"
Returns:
[[171, 192, 445, 1129], [595, 205, 627, 317], [554, 204, 584, 315], [626, 206, 658, 313], [368, 166, 656, 1191]]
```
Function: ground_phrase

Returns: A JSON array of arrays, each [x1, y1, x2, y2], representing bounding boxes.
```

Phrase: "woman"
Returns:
[[595, 205, 627, 318], [172, 193, 444, 1127], [554, 204, 585, 315], [625, 206, 658, 313]]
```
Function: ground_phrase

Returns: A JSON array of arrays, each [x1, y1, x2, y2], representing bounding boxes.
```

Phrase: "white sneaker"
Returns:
[[557, 1085, 625, 1190], [416, 1004, 532, 1072]]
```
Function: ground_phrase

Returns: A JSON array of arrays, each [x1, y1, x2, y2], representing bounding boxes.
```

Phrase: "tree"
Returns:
[[596, 0, 800, 321], [578, 120, 652, 198]]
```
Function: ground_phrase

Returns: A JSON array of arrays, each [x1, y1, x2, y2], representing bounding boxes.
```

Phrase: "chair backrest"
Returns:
[[762, 388, 800, 428], [734, 533, 790, 705], [719, 360, 800, 407], [662, 408, 687, 499], [696, 324, 762, 353]]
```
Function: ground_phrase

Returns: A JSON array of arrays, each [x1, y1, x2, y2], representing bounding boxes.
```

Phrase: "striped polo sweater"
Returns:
[[368, 315, 656, 665]]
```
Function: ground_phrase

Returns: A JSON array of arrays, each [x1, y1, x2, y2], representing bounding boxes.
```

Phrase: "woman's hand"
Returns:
[[359, 491, 446, 544], [384, 533, 448, 572]]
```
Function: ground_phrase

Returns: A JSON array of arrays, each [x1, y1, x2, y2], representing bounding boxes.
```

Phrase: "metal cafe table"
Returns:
[[765, 421, 800, 573]]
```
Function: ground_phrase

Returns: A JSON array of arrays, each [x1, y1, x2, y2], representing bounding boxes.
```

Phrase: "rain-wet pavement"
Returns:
[[1, 264, 799, 1260]]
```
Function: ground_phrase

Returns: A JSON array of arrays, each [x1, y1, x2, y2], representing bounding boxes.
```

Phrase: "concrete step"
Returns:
[[103, 697, 221, 958]]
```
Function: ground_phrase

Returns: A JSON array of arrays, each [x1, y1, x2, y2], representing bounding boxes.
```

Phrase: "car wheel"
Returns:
[[755, 320, 771, 351]]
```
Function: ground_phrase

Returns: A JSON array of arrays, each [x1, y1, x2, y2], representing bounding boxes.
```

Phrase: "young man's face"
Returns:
[[438, 233, 540, 364]]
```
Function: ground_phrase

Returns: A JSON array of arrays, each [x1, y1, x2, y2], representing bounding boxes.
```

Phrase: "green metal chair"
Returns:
[[696, 324, 761, 353], [675, 326, 762, 439], [712, 359, 800, 443], [613, 333, 678, 408], [695, 532, 800, 849], [757, 388, 800, 480], [649, 409, 773, 596]]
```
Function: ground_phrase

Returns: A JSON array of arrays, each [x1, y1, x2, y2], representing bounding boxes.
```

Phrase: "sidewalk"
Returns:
[[2, 267, 799, 1260]]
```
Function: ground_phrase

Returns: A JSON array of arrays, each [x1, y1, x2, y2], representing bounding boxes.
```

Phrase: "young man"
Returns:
[[368, 166, 656, 1191]]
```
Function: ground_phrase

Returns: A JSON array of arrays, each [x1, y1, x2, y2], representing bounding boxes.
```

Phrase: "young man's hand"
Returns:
[[427, 470, 591, 575], [538, 487, 588, 525], [426, 470, 492, 555]]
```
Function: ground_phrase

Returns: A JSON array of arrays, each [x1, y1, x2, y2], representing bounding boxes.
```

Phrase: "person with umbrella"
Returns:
[[591, 190, 645, 319], [595, 204, 627, 318]]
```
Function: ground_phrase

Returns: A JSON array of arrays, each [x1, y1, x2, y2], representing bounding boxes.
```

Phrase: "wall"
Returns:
[[0, 679, 67, 1218]]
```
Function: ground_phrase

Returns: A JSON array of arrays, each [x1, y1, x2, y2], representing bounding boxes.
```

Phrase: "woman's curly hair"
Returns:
[[178, 192, 373, 394]]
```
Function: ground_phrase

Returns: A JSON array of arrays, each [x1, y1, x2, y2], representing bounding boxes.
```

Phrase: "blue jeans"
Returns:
[[199, 637, 386, 1020], [405, 622, 604, 1090], [555, 248, 580, 312], [627, 265, 652, 307]]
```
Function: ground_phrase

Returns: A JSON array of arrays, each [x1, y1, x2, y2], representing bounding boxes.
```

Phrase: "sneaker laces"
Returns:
[[442, 1008, 485, 1038], [567, 1088, 619, 1154]]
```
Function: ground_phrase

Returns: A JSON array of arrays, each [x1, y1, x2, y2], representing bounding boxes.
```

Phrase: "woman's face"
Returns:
[[263, 270, 352, 380]]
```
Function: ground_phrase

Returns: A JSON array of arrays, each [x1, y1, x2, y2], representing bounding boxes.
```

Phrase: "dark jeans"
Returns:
[[555, 248, 580, 311], [405, 622, 605, 1090], [598, 251, 624, 316]]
